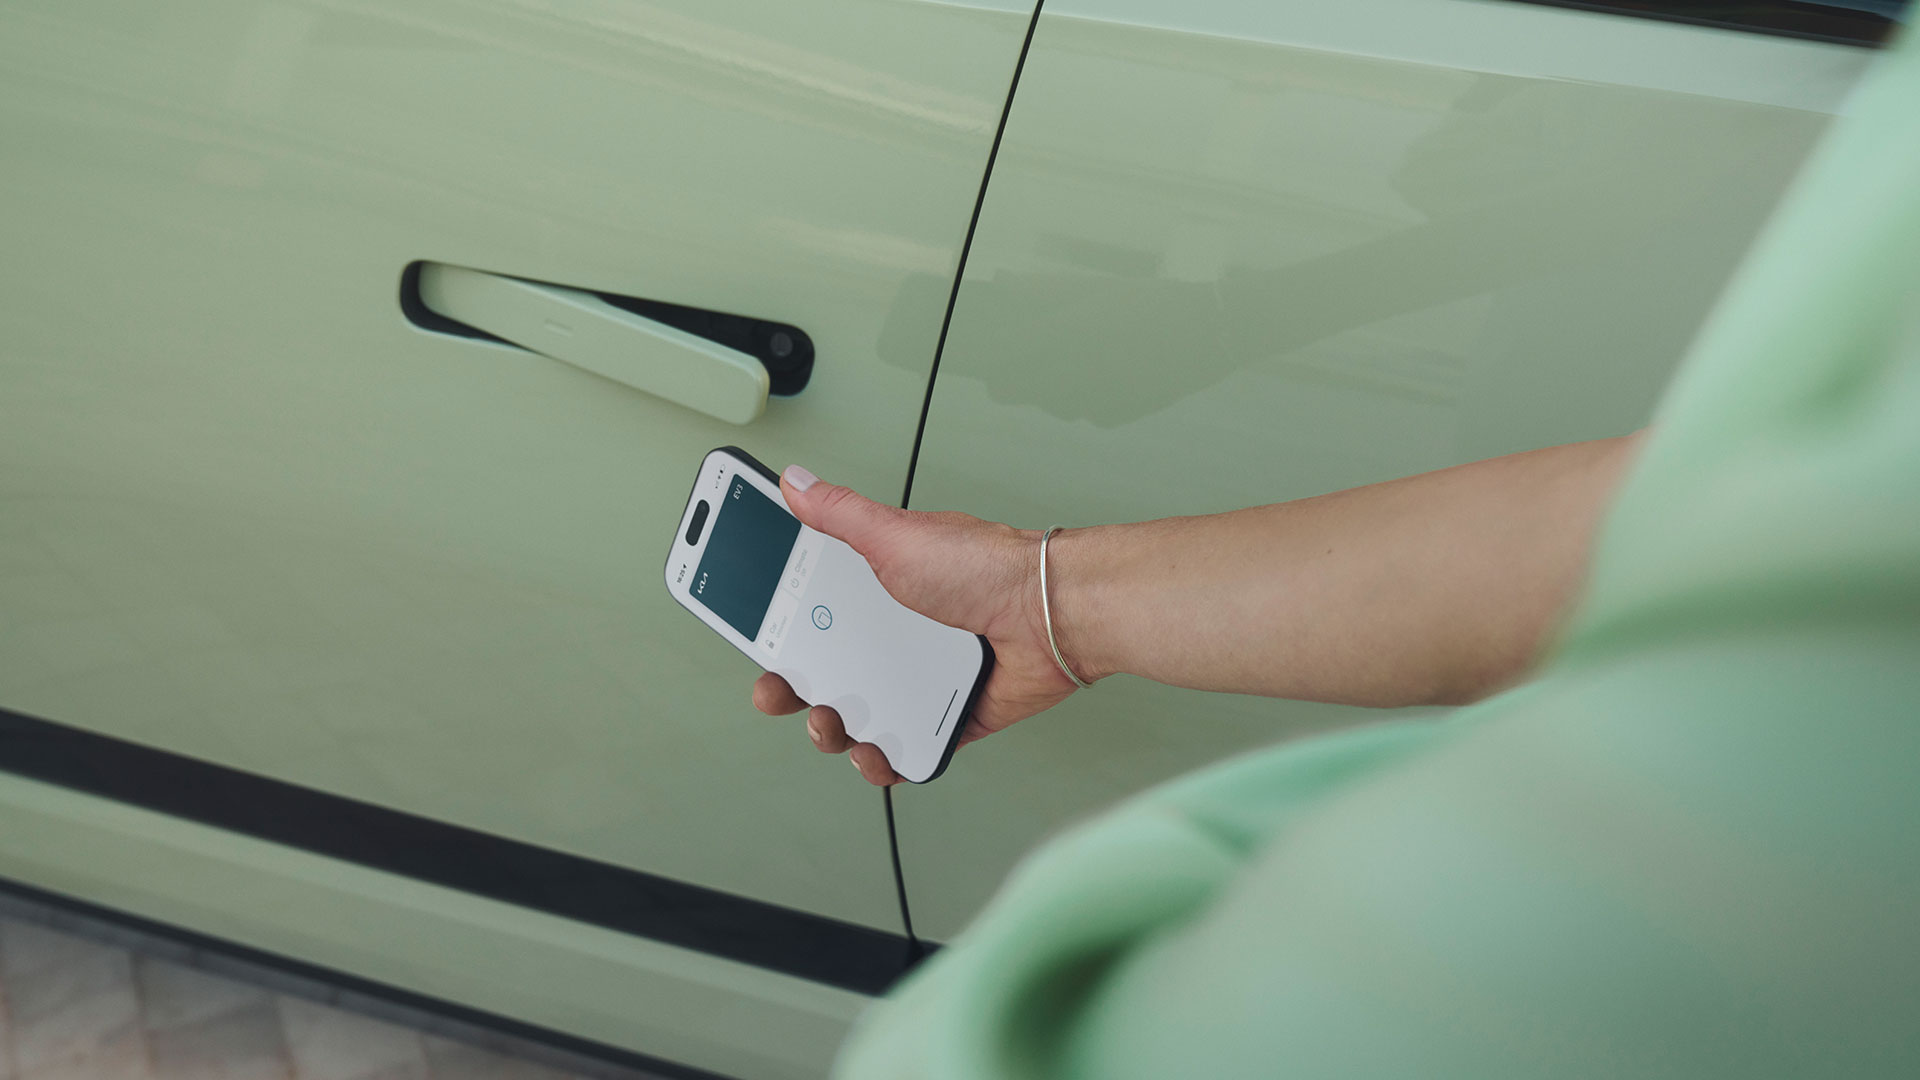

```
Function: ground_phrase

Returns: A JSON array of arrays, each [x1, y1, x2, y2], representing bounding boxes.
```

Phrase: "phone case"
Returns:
[[663, 447, 994, 783]]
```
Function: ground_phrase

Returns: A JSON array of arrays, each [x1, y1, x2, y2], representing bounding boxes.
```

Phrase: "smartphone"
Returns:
[[664, 447, 994, 783]]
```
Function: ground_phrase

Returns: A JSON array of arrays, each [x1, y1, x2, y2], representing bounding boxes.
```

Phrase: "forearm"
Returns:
[[1045, 434, 1645, 707]]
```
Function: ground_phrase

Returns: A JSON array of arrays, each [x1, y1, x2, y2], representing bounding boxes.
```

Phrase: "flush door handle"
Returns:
[[417, 262, 770, 425]]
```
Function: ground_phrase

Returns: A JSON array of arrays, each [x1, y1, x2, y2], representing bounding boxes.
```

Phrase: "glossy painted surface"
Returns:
[[0, 769, 869, 1080], [0, 0, 1029, 1069], [897, 0, 1868, 938]]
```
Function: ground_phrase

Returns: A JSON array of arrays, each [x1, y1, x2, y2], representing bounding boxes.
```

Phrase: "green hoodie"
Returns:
[[838, 26, 1920, 1080]]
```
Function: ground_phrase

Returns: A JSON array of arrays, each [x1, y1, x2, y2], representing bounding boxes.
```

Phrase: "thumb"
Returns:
[[780, 465, 902, 558]]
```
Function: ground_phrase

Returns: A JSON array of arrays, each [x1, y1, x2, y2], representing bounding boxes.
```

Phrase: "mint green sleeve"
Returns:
[[836, 27, 1920, 1080]]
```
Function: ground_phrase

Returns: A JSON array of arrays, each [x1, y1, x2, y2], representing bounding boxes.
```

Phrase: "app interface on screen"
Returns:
[[692, 475, 801, 641]]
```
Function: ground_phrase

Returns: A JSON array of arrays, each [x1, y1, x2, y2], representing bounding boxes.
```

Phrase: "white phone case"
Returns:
[[663, 447, 992, 783]]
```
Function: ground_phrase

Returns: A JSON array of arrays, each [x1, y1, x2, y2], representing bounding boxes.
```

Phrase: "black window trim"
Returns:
[[1501, 0, 1903, 47]]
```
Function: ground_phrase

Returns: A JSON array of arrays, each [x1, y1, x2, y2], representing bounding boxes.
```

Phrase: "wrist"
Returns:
[[1038, 525, 1115, 684]]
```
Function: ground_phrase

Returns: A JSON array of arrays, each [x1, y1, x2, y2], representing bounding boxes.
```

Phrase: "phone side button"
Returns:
[[932, 687, 960, 737]]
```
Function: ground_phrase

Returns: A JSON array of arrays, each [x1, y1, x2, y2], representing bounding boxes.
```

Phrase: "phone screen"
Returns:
[[691, 474, 801, 639]]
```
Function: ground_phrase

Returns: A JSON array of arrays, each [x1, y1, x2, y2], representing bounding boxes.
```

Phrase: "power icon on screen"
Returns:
[[810, 605, 832, 630]]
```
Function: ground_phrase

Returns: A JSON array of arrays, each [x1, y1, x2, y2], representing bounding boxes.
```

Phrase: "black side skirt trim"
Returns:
[[0, 707, 918, 996], [0, 875, 732, 1080]]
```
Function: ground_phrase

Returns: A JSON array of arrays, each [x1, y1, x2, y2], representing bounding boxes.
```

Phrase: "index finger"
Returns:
[[752, 671, 808, 716]]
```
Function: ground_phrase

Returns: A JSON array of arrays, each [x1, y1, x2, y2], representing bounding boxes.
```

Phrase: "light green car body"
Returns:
[[0, 0, 1874, 1076]]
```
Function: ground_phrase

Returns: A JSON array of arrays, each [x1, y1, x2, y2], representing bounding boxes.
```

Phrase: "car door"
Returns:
[[895, 0, 1897, 939], [0, 1, 1033, 1076]]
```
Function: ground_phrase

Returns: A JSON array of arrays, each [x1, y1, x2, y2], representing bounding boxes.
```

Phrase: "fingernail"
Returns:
[[784, 465, 818, 492], [806, 716, 821, 745]]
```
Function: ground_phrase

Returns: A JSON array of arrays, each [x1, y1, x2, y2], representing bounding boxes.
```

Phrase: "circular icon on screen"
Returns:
[[811, 605, 832, 630]]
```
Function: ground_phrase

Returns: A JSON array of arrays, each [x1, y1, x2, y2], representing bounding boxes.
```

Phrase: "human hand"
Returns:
[[751, 465, 1085, 785]]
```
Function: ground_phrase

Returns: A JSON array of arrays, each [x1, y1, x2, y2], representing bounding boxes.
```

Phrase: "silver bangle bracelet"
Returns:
[[1040, 525, 1093, 690]]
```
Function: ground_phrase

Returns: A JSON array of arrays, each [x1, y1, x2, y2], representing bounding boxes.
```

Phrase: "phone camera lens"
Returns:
[[685, 500, 710, 545]]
